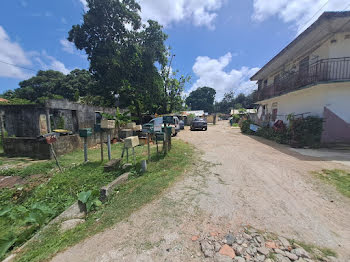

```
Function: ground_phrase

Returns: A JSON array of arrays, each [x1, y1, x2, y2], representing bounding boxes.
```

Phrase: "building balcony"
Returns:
[[257, 57, 350, 101]]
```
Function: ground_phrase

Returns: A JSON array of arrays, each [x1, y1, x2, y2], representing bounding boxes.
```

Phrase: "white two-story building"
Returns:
[[251, 11, 350, 145]]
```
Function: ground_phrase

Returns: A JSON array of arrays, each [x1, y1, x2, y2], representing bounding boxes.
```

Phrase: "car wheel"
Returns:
[[203, 127, 207, 131]]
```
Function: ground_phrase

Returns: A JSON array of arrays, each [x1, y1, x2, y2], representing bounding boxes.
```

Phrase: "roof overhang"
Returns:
[[251, 11, 350, 81]]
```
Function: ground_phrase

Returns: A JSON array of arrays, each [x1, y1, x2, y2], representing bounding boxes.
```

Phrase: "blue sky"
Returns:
[[0, 0, 348, 100]]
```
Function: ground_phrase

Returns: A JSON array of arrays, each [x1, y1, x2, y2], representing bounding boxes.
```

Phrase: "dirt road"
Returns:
[[52, 121, 350, 262]]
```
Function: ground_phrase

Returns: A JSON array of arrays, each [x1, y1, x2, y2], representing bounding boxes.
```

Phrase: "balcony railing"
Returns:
[[257, 57, 350, 101]]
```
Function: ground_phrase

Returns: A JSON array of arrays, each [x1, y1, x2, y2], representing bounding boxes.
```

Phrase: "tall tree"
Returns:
[[160, 62, 190, 113], [68, 0, 170, 118], [185, 87, 216, 113]]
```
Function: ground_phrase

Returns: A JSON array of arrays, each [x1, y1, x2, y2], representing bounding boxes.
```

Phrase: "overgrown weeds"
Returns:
[[3, 140, 194, 262]]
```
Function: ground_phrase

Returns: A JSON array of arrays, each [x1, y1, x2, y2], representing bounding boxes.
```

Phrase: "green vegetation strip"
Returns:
[[0, 143, 124, 260], [3, 140, 193, 262], [290, 240, 337, 259], [316, 169, 350, 198]]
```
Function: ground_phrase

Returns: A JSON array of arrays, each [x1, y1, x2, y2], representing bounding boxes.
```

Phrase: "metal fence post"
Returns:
[[107, 131, 111, 161], [84, 137, 88, 162]]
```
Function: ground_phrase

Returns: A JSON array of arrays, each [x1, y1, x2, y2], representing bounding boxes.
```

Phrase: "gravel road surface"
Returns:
[[52, 121, 350, 262]]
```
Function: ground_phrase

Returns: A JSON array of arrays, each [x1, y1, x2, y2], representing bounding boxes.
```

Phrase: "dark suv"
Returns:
[[190, 117, 207, 131]]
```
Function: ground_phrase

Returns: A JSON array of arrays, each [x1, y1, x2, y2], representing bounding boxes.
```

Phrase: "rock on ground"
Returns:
[[60, 219, 85, 232]]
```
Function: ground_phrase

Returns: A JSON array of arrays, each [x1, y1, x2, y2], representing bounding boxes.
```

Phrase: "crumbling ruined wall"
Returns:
[[0, 100, 119, 159], [1, 105, 46, 137], [45, 99, 116, 130], [3, 137, 51, 159]]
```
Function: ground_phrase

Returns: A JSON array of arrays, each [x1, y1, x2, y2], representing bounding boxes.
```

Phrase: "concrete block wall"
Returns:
[[3, 137, 51, 159]]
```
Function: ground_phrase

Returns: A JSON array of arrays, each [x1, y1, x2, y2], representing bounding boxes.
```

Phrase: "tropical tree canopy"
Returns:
[[185, 86, 216, 113], [68, 0, 175, 116], [1, 69, 97, 104]]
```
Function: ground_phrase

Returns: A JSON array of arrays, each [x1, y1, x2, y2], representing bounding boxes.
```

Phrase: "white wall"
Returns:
[[261, 82, 350, 123], [328, 32, 350, 58]]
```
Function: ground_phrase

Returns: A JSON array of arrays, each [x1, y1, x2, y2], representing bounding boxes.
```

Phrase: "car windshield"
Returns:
[[194, 118, 204, 121]]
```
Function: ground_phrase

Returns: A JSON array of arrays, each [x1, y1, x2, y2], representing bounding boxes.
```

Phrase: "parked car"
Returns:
[[190, 117, 207, 131], [142, 116, 180, 136], [179, 120, 185, 130]]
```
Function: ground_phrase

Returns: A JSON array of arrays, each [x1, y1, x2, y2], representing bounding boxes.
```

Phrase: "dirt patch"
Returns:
[[0, 174, 48, 189], [0, 176, 25, 189]]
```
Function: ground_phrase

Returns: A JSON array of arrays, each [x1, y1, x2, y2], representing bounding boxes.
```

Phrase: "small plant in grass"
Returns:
[[78, 190, 102, 213], [0, 203, 54, 258]]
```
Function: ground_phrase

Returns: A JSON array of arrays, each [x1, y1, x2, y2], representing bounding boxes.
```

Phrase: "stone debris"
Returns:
[[226, 234, 236, 246], [200, 240, 215, 258], [197, 228, 338, 262], [191, 235, 199, 241], [60, 219, 85, 232], [292, 248, 311, 259]]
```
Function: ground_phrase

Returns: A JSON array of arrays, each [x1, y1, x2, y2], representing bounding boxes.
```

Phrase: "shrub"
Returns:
[[240, 119, 253, 134], [231, 114, 240, 124], [241, 115, 323, 147], [289, 116, 323, 147]]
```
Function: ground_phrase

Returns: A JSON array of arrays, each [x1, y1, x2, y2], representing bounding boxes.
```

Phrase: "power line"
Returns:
[[298, 0, 329, 33], [0, 60, 37, 72]]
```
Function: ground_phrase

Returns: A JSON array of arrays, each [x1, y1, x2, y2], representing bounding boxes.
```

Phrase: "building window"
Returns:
[[263, 79, 268, 88], [299, 56, 309, 78], [272, 102, 278, 121]]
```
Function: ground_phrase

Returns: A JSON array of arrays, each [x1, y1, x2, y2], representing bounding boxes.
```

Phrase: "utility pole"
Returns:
[[164, 54, 175, 113]]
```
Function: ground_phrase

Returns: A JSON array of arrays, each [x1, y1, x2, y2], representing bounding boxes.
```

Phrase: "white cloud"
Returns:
[[78, 0, 224, 29], [60, 39, 75, 54], [79, 0, 89, 12], [0, 26, 32, 79], [252, 0, 350, 33], [0, 26, 71, 79], [189, 53, 260, 100], [139, 0, 225, 29], [37, 51, 71, 75]]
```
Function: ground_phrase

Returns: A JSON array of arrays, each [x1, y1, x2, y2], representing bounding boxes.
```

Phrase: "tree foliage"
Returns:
[[214, 91, 257, 113], [185, 87, 216, 113], [2, 0, 188, 115], [1, 69, 97, 104], [68, 0, 179, 117]]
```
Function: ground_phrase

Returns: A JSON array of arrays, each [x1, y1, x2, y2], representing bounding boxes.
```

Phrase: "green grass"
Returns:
[[0, 143, 128, 260], [231, 123, 239, 127], [4, 140, 194, 262], [0, 144, 125, 177], [290, 240, 337, 259], [316, 169, 350, 198]]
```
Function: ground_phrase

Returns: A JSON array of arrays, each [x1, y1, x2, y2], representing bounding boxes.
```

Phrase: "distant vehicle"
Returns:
[[142, 116, 180, 136], [142, 119, 155, 133], [179, 120, 185, 130], [190, 117, 207, 131]]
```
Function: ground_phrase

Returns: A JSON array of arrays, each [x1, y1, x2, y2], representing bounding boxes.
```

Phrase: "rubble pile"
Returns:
[[198, 228, 338, 262]]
